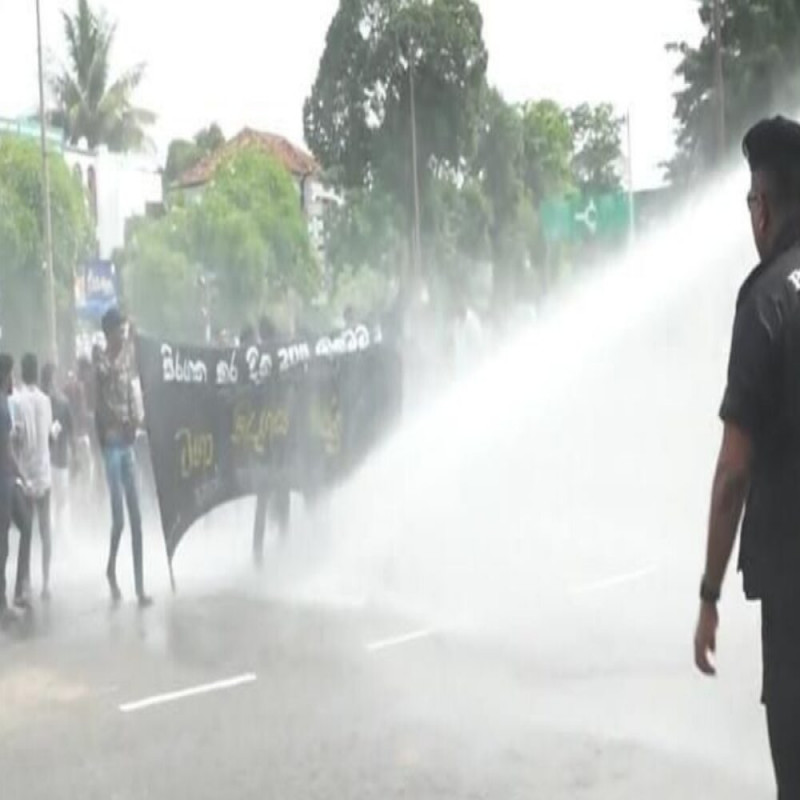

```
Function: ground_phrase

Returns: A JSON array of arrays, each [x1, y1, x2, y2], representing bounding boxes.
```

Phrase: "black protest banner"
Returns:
[[136, 323, 402, 560]]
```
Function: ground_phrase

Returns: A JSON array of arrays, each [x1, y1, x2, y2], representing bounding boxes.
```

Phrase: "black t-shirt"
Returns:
[[721, 228, 800, 600], [50, 392, 73, 470]]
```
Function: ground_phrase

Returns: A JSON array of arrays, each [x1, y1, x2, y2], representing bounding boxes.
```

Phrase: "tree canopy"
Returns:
[[308, 0, 624, 311], [163, 123, 226, 187], [304, 0, 488, 192], [568, 103, 623, 195], [49, 0, 155, 152], [0, 136, 92, 357], [668, 0, 800, 182], [122, 148, 319, 339]]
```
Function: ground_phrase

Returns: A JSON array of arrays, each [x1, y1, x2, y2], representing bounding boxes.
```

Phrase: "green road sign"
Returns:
[[540, 193, 631, 242]]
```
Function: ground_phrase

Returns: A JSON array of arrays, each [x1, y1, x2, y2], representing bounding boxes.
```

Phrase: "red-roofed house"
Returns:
[[173, 127, 320, 192], [171, 128, 338, 263]]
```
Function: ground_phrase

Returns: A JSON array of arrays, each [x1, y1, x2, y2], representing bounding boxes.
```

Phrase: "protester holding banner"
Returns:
[[96, 309, 152, 608], [252, 316, 291, 568], [135, 316, 401, 563], [81, 355, 105, 503]]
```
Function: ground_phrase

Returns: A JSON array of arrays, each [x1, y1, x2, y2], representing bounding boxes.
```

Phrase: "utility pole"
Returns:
[[35, 0, 58, 364], [408, 41, 423, 287], [712, 0, 726, 163], [626, 110, 636, 247]]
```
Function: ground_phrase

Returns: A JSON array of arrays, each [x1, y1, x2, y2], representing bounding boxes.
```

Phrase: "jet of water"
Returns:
[[303, 164, 755, 649]]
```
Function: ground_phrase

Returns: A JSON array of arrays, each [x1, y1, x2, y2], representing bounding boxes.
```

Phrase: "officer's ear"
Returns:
[[758, 193, 771, 237], [749, 172, 771, 235]]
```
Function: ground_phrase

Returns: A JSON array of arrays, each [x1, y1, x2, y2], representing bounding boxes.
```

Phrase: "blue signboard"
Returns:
[[76, 259, 118, 321]]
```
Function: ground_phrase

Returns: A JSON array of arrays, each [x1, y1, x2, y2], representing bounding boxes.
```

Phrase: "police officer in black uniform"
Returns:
[[694, 116, 800, 797]]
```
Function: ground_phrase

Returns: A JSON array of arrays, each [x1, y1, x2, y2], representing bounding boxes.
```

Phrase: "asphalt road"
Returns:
[[0, 512, 777, 800]]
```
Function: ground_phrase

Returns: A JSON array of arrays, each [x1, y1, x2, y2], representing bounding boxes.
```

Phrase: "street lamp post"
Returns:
[[626, 110, 636, 246], [712, 0, 726, 163], [408, 48, 423, 283], [35, 0, 59, 364]]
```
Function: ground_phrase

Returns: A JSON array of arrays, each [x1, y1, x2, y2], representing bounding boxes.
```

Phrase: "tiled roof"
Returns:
[[174, 128, 320, 188]]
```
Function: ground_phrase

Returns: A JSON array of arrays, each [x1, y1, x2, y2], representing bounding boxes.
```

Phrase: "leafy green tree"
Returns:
[[519, 100, 574, 203], [163, 123, 226, 187], [475, 89, 524, 230], [0, 136, 92, 357], [474, 90, 529, 287], [193, 124, 225, 154], [122, 211, 204, 340], [304, 0, 488, 195], [325, 174, 490, 315], [330, 265, 395, 321], [423, 174, 490, 292], [164, 141, 201, 187], [305, 0, 488, 311], [668, 0, 800, 182], [122, 148, 320, 338], [49, 0, 155, 151], [324, 183, 408, 279], [308, 1, 626, 312], [568, 103, 623, 195]]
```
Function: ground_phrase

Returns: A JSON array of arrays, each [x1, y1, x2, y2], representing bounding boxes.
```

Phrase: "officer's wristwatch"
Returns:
[[700, 576, 720, 605]]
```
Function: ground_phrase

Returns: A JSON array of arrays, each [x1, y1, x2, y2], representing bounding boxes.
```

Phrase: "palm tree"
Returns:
[[49, 0, 155, 152]]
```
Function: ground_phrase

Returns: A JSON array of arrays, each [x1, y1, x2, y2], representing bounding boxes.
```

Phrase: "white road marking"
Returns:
[[119, 673, 257, 713], [570, 566, 658, 596], [366, 629, 436, 653]]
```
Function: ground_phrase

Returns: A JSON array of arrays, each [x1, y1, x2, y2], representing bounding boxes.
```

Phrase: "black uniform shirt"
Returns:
[[721, 224, 800, 599]]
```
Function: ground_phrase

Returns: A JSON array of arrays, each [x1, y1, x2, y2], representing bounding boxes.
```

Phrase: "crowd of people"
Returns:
[[0, 307, 151, 616], [0, 295, 479, 620]]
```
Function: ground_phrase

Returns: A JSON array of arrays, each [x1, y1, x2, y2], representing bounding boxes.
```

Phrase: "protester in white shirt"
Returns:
[[12, 354, 53, 600]]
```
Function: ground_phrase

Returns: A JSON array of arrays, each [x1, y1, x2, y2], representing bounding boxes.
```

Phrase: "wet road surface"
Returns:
[[0, 521, 775, 800]]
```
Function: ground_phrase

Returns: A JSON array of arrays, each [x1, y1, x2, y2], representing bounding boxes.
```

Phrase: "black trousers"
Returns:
[[767, 700, 800, 799], [762, 593, 800, 798], [0, 486, 33, 604]]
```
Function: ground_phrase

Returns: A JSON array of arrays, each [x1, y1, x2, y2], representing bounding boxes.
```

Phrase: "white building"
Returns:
[[0, 117, 164, 260], [63, 144, 163, 259]]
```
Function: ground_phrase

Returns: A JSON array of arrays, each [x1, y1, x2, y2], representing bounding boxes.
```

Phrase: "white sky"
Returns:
[[0, 0, 701, 188]]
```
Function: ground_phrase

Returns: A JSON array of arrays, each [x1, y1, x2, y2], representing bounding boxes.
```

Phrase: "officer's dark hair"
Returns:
[[21, 353, 38, 385], [0, 354, 13, 387], [743, 116, 800, 209]]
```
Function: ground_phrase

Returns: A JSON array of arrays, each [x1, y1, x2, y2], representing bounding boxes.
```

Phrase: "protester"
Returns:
[[12, 354, 54, 601], [95, 309, 151, 608], [42, 363, 74, 541], [251, 315, 290, 567], [0, 355, 33, 612], [694, 116, 800, 796], [85, 351, 106, 504]]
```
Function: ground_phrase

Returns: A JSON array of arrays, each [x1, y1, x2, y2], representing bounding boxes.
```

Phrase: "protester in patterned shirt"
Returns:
[[95, 308, 152, 608]]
